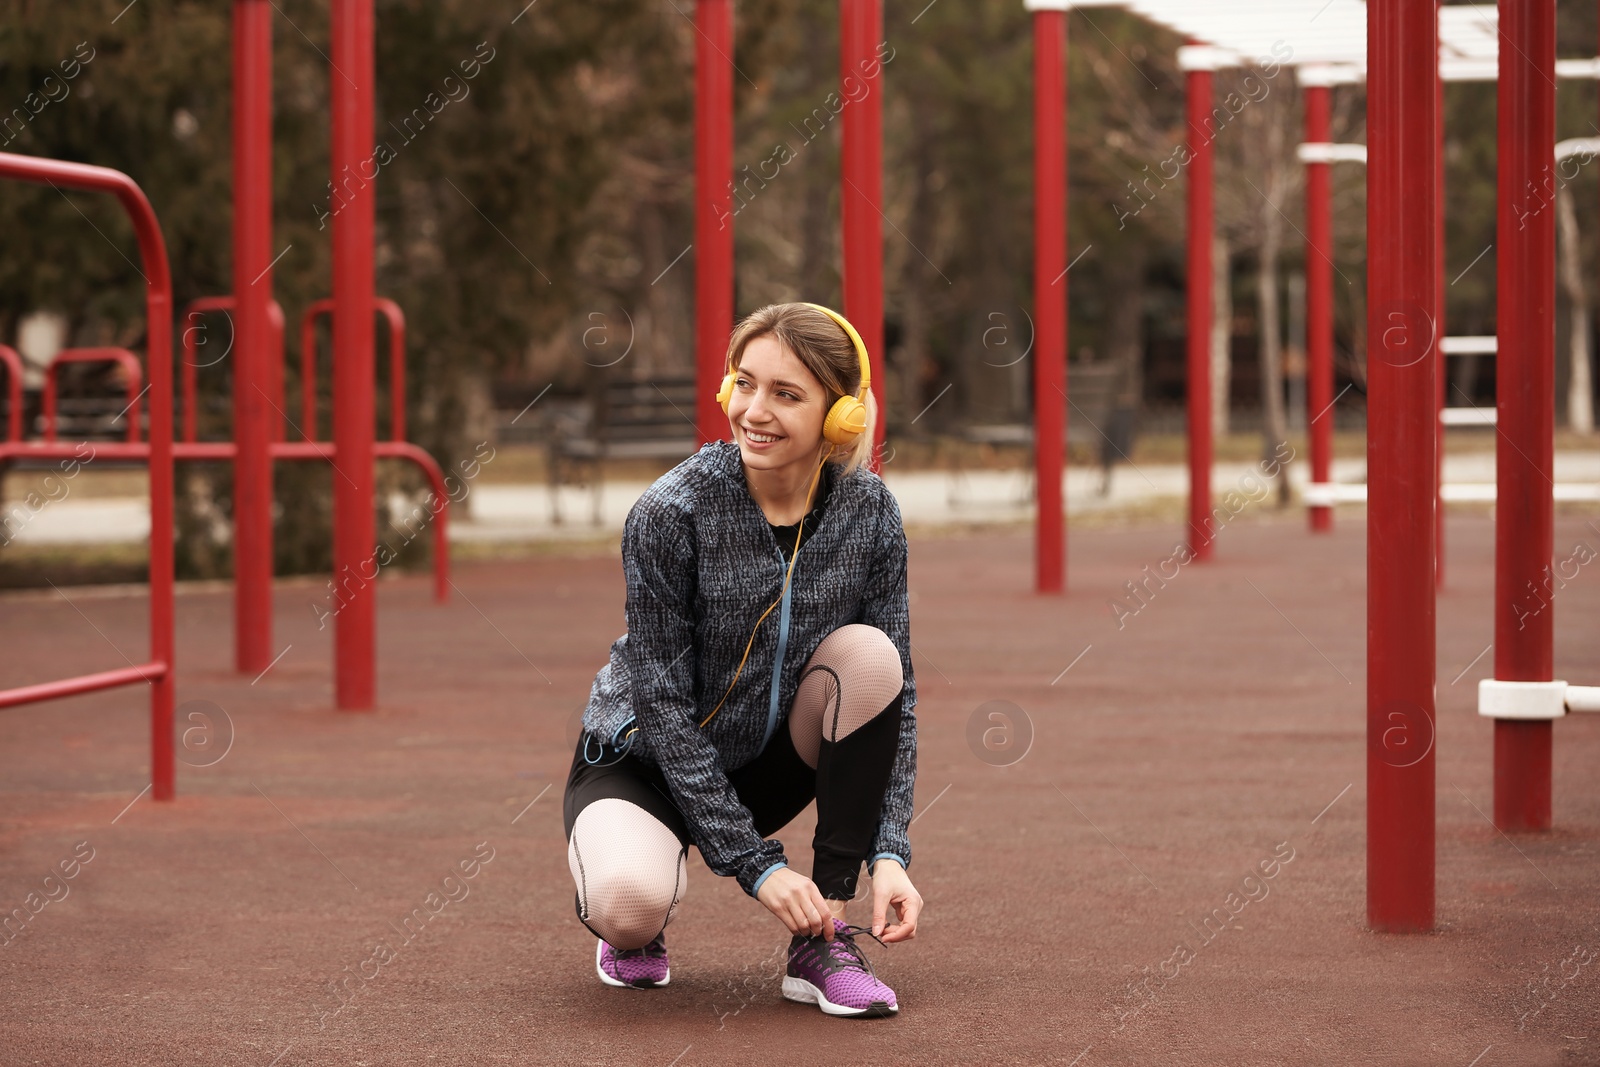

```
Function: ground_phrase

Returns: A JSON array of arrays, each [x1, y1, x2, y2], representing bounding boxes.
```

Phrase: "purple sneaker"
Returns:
[[595, 932, 670, 988], [782, 918, 898, 1017]]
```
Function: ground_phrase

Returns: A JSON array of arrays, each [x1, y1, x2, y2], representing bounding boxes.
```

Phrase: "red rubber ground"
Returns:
[[2, 513, 1598, 1065]]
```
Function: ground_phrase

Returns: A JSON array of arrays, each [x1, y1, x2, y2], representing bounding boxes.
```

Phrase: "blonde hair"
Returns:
[[723, 302, 880, 479]]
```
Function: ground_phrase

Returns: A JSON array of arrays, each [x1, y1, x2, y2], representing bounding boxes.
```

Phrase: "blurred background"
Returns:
[[1, 0, 1597, 586]]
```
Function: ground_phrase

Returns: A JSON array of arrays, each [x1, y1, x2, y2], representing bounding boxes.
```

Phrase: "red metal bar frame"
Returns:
[[180, 297, 285, 443], [0, 344, 25, 444], [0, 439, 450, 604], [300, 297, 407, 443], [43, 348, 143, 444], [1033, 7, 1067, 594], [331, 0, 378, 709], [694, 0, 734, 446], [1185, 52, 1215, 560], [1304, 83, 1335, 533], [0, 151, 176, 800], [1493, 0, 1556, 831], [1366, 0, 1439, 932], [841, 0, 886, 474]]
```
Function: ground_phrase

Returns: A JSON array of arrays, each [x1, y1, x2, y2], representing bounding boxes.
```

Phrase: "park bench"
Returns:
[[937, 360, 1128, 506], [532, 373, 700, 526]]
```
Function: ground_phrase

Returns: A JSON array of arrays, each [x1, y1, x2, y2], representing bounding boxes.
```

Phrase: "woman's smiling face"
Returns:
[[727, 334, 830, 474]]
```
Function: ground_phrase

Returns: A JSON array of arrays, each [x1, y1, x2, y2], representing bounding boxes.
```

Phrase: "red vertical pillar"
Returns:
[[695, 0, 734, 445], [1367, 0, 1439, 932], [140, 197, 177, 801], [841, 0, 885, 473], [1304, 77, 1334, 533], [1182, 45, 1215, 560], [232, 0, 274, 675], [331, 0, 376, 710], [1493, 0, 1556, 831], [1032, 3, 1066, 595], [1436, 31, 1448, 590]]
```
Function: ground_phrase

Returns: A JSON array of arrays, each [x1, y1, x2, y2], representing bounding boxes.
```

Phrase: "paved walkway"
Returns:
[[8, 451, 1600, 545]]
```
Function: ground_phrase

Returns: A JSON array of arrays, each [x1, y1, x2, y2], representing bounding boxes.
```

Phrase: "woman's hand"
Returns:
[[756, 866, 835, 939], [869, 859, 922, 943]]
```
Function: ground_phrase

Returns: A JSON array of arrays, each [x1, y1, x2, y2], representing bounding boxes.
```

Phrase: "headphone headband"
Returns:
[[799, 302, 871, 402]]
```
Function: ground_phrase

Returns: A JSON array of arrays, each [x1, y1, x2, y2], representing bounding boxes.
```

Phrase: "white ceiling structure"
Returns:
[[1022, 1, 1600, 83]]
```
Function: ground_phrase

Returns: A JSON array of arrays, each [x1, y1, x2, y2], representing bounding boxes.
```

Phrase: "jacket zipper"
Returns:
[[761, 543, 795, 752]]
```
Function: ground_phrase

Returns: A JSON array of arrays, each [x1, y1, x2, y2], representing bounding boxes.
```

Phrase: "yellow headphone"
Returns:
[[693, 303, 873, 729], [716, 302, 872, 447]]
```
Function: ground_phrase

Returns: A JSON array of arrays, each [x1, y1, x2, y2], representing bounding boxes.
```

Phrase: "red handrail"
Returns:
[[0, 151, 176, 800], [0, 439, 451, 603], [301, 296, 406, 442], [0, 344, 21, 443], [43, 347, 144, 443], [180, 296, 286, 443], [0, 662, 169, 710]]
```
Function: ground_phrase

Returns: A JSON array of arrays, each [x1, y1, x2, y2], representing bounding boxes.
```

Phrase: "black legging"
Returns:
[[563, 622, 904, 949]]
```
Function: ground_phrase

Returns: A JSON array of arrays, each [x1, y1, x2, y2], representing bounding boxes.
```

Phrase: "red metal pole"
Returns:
[[841, 0, 886, 473], [1032, 5, 1066, 594], [182, 307, 202, 444], [1366, 0, 1439, 932], [375, 298, 406, 442], [268, 298, 286, 442], [1493, 0, 1556, 831], [694, 0, 734, 446], [331, 0, 377, 709], [1436, 35, 1448, 591], [1305, 80, 1334, 533], [233, 0, 275, 675], [1183, 47, 1215, 560], [0, 345, 21, 443]]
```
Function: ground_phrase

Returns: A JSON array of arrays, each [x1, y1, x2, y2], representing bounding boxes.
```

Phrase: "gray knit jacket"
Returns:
[[580, 439, 918, 898]]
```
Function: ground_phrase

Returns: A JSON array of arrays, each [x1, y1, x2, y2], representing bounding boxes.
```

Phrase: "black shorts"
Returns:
[[562, 722, 818, 850]]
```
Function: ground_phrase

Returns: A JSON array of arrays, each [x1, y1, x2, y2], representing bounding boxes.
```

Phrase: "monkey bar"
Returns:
[[180, 296, 286, 444], [0, 438, 451, 604], [43, 348, 143, 443], [299, 296, 407, 443]]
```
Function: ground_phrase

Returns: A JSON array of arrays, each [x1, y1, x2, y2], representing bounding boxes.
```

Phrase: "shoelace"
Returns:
[[608, 934, 666, 964], [799, 923, 888, 979]]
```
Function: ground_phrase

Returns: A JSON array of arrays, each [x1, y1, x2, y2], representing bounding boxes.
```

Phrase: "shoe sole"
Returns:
[[595, 939, 669, 988], [782, 976, 897, 1017]]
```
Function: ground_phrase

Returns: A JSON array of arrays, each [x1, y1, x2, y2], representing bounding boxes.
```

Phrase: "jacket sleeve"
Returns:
[[854, 488, 918, 874], [620, 500, 789, 897]]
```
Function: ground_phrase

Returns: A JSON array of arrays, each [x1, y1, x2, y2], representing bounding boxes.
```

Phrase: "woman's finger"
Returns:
[[803, 897, 825, 938], [897, 893, 922, 937], [809, 886, 835, 940], [879, 892, 921, 943]]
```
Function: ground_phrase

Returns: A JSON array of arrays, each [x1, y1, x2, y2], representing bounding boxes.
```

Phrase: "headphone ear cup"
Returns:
[[823, 395, 867, 446], [716, 373, 736, 414]]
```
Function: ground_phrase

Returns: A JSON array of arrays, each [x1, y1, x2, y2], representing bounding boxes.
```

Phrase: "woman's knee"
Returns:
[[567, 799, 687, 947], [790, 624, 905, 765]]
